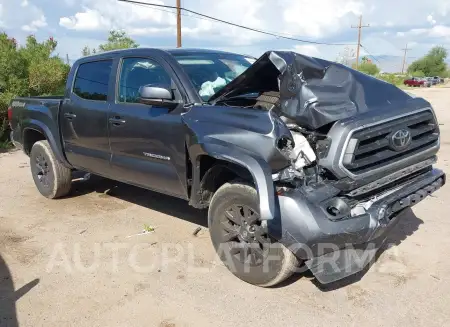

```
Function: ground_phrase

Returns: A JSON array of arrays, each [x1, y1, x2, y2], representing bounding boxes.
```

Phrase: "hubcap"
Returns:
[[220, 204, 270, 266], [35, 154, 50, 188]]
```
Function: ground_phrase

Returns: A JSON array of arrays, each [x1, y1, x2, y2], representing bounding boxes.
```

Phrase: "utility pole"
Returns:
[[176, 0, 182, 48], [401, 44, 410, 74], [351, 15, 370, 69]]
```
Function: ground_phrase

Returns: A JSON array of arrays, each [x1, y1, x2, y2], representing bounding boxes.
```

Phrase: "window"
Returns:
[[73, 60, 112, 101], [118, 58, 172, 104], [172, 52, 253, 101]]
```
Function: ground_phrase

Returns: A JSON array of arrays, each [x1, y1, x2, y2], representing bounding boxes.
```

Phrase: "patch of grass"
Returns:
[[143, 224, 155, 233], [0, 140, 13, 152]]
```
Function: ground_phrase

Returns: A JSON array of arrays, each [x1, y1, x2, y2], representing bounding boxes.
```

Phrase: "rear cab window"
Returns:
[[72, 60, 113, 101]]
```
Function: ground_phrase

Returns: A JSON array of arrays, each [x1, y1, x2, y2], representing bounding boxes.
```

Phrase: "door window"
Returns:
[[73, 60, 112, 101], [118, 58, 172, 104]]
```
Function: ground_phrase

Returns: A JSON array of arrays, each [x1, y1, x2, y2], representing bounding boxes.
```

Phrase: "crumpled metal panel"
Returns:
[[210, 51, 415, 130]]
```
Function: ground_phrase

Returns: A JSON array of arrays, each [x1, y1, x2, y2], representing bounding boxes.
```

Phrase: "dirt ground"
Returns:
[[1, 88, 450, 327]]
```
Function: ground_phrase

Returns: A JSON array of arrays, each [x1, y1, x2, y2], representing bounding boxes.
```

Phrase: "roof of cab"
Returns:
[[77, 47, 244, 62]]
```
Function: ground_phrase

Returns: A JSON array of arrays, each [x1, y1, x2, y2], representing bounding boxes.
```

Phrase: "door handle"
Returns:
[[64, 113, 77, 120], [109, 117, 126, 126]]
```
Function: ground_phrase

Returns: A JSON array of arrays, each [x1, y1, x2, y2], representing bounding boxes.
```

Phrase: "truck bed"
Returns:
[[10, 96, 66, 164]]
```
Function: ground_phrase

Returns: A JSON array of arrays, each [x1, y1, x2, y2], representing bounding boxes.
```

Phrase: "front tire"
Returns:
[[208, 182, 299, 287], [30, 140, 72, 199]]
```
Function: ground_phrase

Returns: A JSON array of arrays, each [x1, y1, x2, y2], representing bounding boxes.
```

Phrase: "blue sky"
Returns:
[[1, 0, 450, 72]]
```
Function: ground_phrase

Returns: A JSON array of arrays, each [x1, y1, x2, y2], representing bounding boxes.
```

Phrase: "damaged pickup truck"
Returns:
[[9, 48, 445, 286]]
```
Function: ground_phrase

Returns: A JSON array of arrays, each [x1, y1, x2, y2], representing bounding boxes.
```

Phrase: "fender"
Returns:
[[22, 120, 72, 168], [189, 140, 277, 221], [182, 104, 293, 221]]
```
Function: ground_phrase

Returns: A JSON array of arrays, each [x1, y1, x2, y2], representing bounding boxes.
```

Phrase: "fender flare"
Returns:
[[191, 142, 277, 221], [23, 120, 72, 168]]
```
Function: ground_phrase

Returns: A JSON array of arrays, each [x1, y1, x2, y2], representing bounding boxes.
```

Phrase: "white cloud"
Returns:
[[401, 25, 450, 38], [59, 0, 176, 35], [0, 0, 447, 66], [0, 0, 47, 32], [22, 15, 47, 32], [56, 0, 450, 52], [429, 25, 450, 37], [60, 7, 110, 30], [281, 0, 364, 38], [427, 15, 437, 25]]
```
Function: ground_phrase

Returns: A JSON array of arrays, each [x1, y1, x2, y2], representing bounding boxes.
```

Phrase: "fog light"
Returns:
[[323, 197, 351, 220]]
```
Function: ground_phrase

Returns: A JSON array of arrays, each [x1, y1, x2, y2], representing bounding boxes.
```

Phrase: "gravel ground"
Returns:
[[1, 88, 449, 327]]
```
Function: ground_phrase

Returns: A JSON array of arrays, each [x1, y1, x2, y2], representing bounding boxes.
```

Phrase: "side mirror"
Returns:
[[138, 84, 181, 110], [139, 85, 173, 101]]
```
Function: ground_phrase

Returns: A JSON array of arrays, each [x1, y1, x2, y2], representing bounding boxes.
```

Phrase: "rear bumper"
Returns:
[[269, 168, 445, 284]]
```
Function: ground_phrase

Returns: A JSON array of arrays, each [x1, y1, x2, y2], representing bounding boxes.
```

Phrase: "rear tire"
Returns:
[[208, 182, 299, 287], [30, 140, 72, 199]]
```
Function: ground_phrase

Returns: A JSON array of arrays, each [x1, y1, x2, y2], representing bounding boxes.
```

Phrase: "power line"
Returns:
[[359, 44, 381, 64], [118, 0, 355, 46], [132, 2, 176, 14]]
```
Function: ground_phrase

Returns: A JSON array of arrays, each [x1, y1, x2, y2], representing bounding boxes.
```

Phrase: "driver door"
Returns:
[[108, 56, 188, 199]]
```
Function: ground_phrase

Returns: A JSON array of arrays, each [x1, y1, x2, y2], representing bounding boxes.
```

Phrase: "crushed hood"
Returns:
[[210, 51, 418, 130]]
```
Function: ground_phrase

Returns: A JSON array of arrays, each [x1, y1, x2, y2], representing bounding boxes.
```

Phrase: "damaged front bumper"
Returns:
[[268, 168, 445, 284]]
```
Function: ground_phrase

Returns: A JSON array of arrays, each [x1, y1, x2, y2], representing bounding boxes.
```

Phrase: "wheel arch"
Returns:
[[22, 120, 71, 168], [188, 142, 277, 221]]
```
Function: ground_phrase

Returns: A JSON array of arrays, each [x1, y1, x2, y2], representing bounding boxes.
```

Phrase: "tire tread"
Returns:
[[30, 140, 72, 199], [209, 181, 299, 287]]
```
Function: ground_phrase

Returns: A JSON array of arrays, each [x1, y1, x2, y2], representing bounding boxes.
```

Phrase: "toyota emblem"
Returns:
[[390, 129, 412, 151]]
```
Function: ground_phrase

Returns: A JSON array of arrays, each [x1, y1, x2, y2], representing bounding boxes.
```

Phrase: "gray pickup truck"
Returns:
[[9, 48, 445, 286]]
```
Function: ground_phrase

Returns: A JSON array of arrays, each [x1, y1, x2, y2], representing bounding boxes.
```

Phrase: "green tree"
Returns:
[[19, 35, 69, 96], [407, 46, 448, 77], [0, 33, 28, 142], [445, 69, 450, 78], [375, 73, 405, 86], [352, 57, 380, 75], [411, 70, 425, 78], [0, 32, 69, 143], [82, 30, 138, 56], [99, 30, 139, 51]]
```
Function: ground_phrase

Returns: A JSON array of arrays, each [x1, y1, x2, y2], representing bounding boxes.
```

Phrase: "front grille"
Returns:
[[343, 110, 439, 174]]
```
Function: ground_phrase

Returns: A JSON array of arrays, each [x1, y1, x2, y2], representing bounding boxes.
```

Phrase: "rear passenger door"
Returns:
[[61, 60, 113, 174]]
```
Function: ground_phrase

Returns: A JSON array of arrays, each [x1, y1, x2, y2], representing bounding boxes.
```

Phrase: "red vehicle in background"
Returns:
[[404, 77, 425, 87]]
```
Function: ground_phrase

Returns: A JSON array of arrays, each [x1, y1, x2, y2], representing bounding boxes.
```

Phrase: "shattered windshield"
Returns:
[[173, 53, 255, 101]]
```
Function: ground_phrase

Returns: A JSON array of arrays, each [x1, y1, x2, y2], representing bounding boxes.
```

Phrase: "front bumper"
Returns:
[[268, 168, 445, 284]]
